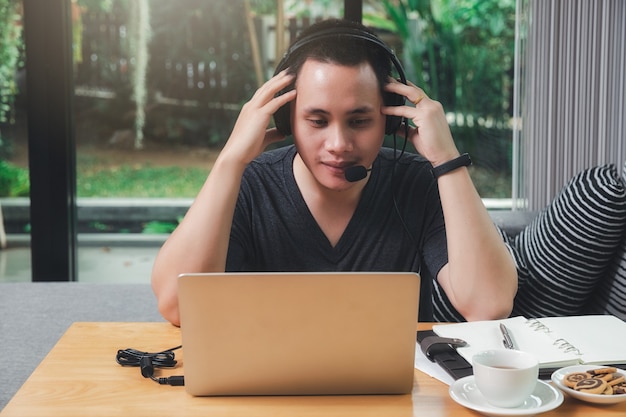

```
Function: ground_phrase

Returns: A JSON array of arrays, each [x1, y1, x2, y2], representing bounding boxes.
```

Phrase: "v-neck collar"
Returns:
[[285, 148, 380, 259]]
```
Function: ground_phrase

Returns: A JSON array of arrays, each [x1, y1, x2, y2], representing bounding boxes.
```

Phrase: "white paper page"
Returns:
[[433, 316, 580, 368], [538, 315, 626, 365]]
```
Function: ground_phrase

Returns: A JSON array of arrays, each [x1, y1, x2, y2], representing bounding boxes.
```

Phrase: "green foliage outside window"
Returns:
[[0, 0, 23, 158], [0, 0, 516, 199], [377, 0, 516, 177], [0, 160, 28, 197]]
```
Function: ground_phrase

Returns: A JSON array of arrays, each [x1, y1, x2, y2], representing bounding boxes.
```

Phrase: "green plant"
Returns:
[[142, 220, 179, 234], [375, 0, 515, 196], [380, 0, 515, 114], [0, 160, 29, 197], [89, 221, 113, 232], [248, 0, 275, 14], [285, 0, 343, 17], [76, 163, 207, 197], [0, 0, 23, 151]]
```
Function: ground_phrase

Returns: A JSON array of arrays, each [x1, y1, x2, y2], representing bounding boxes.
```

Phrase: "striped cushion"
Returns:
[[586, 239, 626, 319], [512, 163, 626, 317], [585, 162, 626, 319]]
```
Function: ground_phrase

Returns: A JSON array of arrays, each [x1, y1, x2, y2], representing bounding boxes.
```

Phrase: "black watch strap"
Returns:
[[431, 153, 472, 179], [417, 330, 473, 380]]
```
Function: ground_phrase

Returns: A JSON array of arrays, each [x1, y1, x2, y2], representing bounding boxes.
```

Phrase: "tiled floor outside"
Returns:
[[0, 246, 158, 283]]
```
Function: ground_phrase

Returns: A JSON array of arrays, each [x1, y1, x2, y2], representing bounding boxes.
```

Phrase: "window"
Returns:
[[2, 0, 533, 281]]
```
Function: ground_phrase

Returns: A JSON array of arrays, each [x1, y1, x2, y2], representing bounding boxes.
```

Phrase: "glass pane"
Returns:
[[373, 0, 516, 206], [2, 0, 517, 283], [73, 0, 259, 282], [0, 0, 29, 282]]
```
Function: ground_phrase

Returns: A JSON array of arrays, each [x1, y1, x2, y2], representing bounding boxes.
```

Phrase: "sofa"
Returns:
[[434, 160, 626, 323], [0, 283, 165, 411]]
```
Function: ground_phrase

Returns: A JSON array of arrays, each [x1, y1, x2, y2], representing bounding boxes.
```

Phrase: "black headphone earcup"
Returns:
[[273, 100, 291, 136], [384, 91, 404, 135], [273, 53, 293, 136]]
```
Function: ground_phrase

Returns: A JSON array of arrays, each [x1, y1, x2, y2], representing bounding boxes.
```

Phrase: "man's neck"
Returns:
[[293, 153, 366, 247]]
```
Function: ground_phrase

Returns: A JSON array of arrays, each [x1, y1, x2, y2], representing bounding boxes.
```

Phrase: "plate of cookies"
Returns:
[[551, 365, 626, 404]]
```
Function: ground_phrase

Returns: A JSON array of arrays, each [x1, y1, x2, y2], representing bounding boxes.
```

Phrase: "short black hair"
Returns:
[[281, 19, 394, 95]]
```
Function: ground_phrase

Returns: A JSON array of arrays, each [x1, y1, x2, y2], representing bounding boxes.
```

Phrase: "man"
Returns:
[[151, 19, 517, 326]]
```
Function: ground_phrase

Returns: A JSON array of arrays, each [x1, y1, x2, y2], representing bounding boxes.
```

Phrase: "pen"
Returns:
[[500, 323, 516, 350]]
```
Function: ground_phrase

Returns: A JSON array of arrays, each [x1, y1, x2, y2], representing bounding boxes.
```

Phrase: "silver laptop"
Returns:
[[177, 272, 420, 396]]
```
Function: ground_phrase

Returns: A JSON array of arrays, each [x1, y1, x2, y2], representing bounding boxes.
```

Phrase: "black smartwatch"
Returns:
[[431, 153, 472, 179]]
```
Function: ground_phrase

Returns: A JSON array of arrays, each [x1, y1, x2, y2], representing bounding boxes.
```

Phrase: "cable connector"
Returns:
[[155, 376, 185, 386]]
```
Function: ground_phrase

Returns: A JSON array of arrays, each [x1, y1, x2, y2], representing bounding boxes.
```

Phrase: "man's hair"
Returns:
[[284, 19, 394, 94]]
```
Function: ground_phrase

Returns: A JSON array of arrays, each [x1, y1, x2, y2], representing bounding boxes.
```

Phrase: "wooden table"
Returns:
[[2, 322, 625, 417]]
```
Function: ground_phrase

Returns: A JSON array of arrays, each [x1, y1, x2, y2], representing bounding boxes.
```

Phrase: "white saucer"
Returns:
[[551, 365, 626, 404], [449, 376, 563, 417]]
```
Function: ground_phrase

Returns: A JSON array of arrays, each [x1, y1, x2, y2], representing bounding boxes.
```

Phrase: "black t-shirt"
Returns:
[[226, 145, 448, 321]]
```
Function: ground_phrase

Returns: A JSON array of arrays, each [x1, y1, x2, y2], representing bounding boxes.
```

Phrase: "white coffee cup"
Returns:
[[472, 349, 539, 408]]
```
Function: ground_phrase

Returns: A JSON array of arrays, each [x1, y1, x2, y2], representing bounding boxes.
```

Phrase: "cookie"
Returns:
[[613, 384, 626, 395], [594, 372, 615, 382], [602, 385, 614, 395], [563, 371, 592, 388], [607, 374, 625, 386], [588, 367, 617, 376], [574, 378, 608, 394]]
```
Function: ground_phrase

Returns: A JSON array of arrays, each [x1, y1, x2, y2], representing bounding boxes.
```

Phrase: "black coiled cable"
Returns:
[[116, 345, 181, 368], [116, 345, 184, 386]]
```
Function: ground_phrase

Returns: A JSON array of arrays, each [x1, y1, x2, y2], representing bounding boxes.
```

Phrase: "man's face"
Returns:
[[292, 59, 386, 191]]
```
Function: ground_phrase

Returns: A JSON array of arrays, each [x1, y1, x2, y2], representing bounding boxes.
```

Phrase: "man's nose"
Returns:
[[325, 124, 354, 153]]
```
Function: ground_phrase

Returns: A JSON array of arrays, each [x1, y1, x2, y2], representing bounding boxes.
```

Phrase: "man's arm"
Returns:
[[151, 71, 296, 326], [435, 165, 517, 320], [383, 79, 517, 321], [151, 156, 246, 326]]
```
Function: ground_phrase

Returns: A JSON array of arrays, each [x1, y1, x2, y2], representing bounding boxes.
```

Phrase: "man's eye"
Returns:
[[308, 119, 327, 127], [350, 119, 372, 128]]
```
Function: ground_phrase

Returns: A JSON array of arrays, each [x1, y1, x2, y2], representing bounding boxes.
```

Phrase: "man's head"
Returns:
[[273, 19, 405, 136]]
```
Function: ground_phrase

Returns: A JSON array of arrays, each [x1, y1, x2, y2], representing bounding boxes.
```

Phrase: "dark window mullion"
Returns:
[[22, 0, 77, 282]]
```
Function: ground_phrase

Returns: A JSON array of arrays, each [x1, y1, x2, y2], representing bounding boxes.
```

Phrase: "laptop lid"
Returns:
[[177, 272, 420, 396]]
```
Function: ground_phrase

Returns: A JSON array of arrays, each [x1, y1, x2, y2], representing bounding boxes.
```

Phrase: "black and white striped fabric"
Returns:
[[512, 163, 626, 318], [586, 239, 626, 319], [586, 161, 626, 320]]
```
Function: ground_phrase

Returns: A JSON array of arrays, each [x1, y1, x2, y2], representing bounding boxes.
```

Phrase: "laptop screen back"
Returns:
[[177, 272, 420, 396]]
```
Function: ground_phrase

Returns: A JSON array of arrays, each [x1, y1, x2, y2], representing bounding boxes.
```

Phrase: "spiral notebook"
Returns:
[[433, 315, 626, 369]]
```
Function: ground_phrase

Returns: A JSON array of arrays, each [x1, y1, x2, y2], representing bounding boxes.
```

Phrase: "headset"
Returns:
[[271, 22, 421, 252], [272, 24, 408, 136]]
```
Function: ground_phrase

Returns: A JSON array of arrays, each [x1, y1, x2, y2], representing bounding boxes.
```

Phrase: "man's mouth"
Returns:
[[322, 161, 354, 175]]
